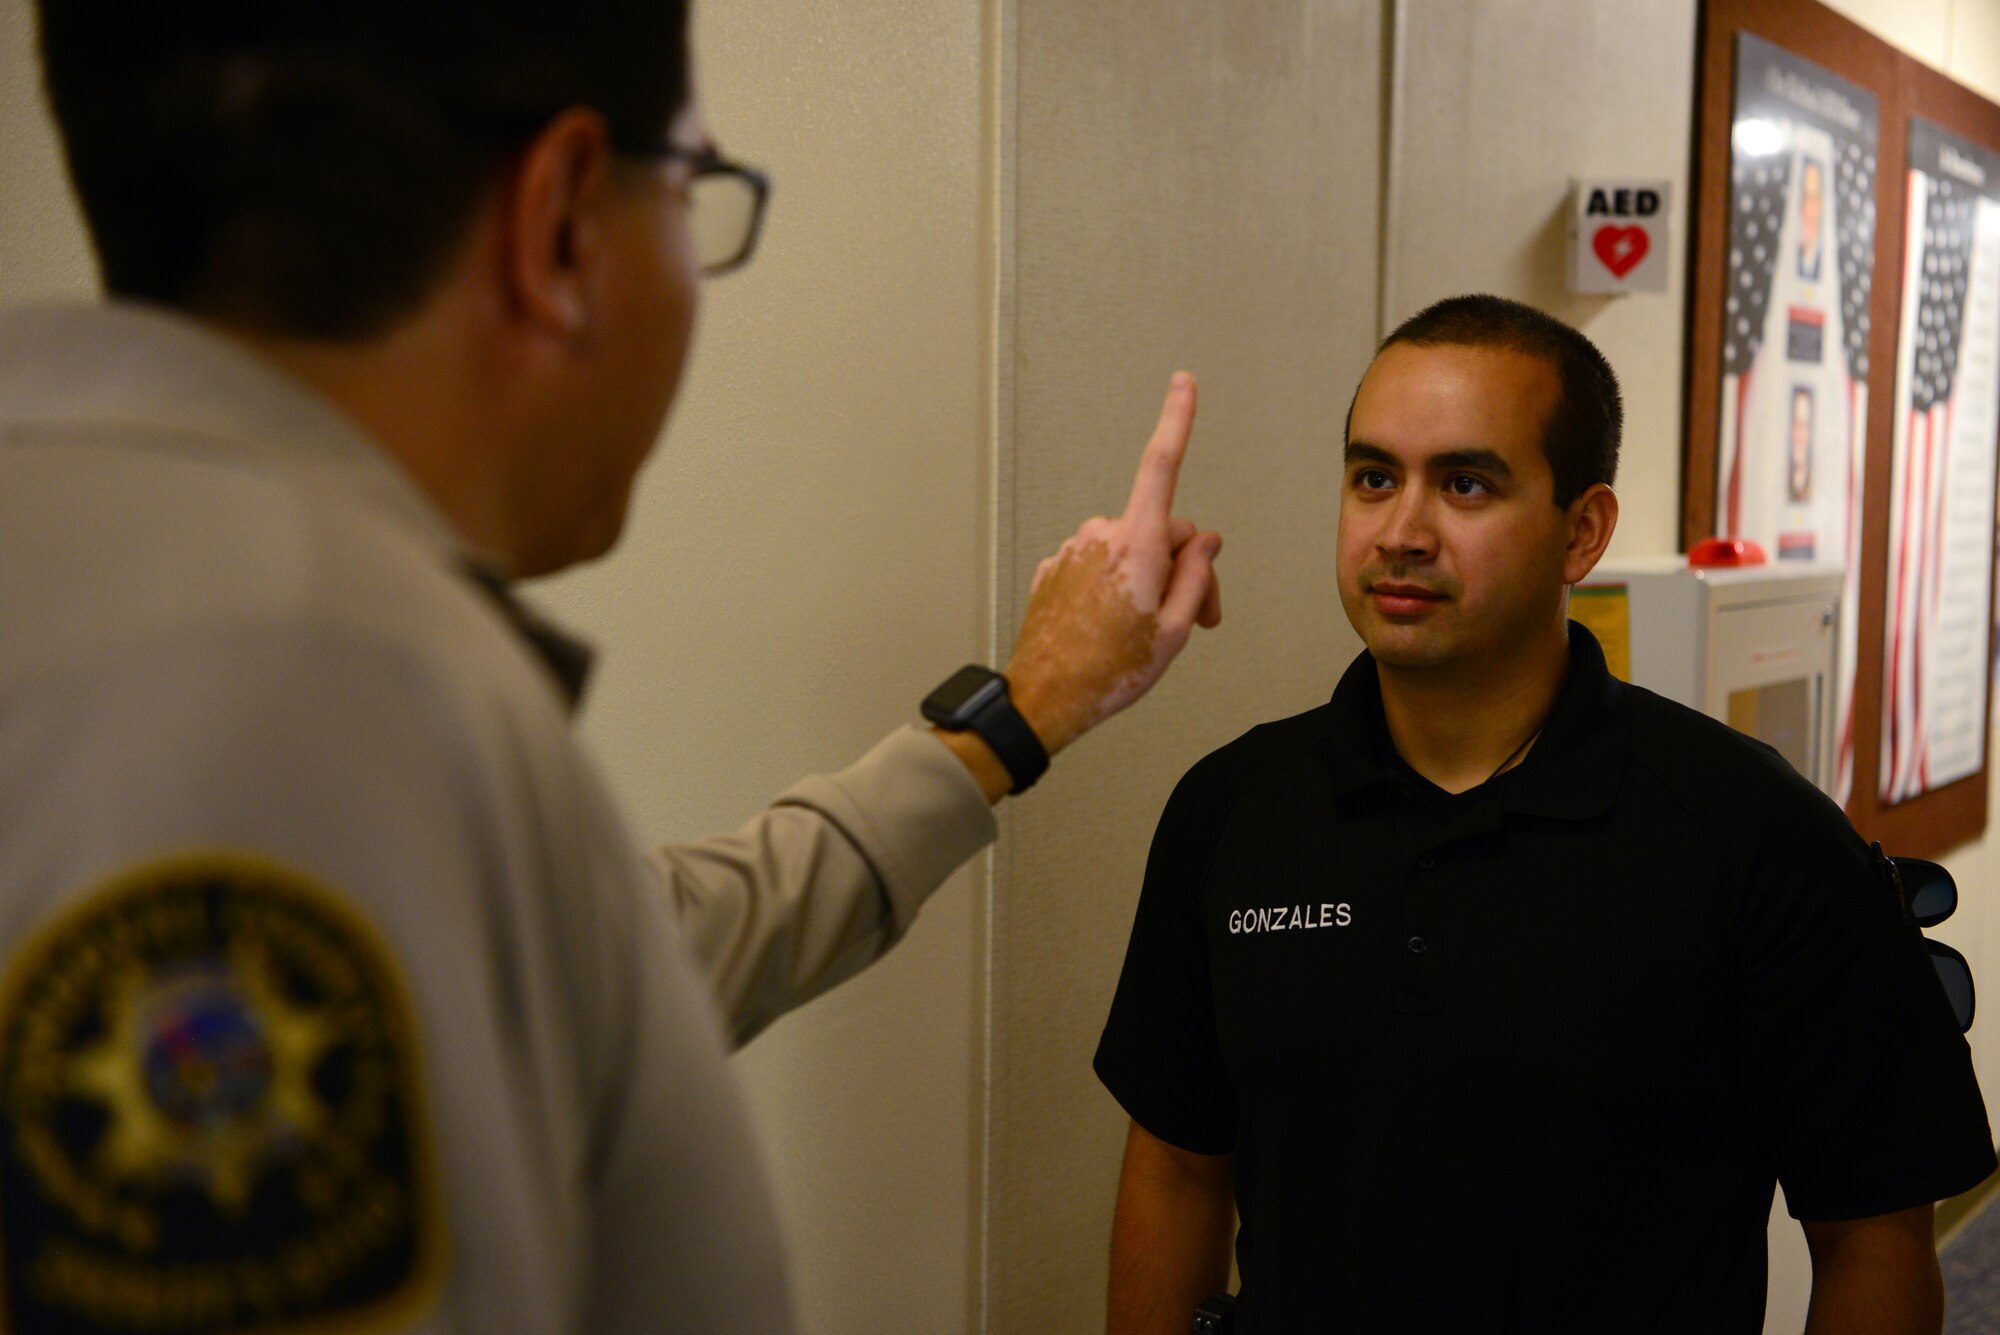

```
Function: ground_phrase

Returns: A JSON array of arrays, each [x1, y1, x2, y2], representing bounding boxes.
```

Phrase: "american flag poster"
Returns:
[[1716, 35, 1878, 803], [1878, 120, 2000, 804]]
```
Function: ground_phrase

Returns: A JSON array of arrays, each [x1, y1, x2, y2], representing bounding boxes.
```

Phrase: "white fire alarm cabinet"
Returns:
[[1578, 558, 1842, 795]]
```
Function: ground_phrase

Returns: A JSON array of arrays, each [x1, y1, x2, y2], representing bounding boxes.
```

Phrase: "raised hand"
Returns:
[[1004, 372, 1224, 756]]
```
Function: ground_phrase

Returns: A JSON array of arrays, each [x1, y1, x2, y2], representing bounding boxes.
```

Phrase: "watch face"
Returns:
[[924, 666, 1007, 723]]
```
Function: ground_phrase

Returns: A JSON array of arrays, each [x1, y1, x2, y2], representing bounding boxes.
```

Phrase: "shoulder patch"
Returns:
[[0, 851, 444, 1333]]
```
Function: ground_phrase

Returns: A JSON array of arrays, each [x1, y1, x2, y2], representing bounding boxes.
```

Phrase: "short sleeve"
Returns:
[[1093, 758, 1239, 1155], [1730, 788, 1995, 1221]]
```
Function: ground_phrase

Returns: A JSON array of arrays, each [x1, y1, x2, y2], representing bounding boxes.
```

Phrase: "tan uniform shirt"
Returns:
[[0, 303, 996, 1333]]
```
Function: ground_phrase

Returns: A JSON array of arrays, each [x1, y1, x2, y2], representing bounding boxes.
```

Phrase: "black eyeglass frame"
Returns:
[[622, 139, 771, 277]]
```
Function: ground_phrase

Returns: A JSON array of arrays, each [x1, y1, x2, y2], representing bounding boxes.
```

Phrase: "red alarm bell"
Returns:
[[1687, 536, 1768, 568]]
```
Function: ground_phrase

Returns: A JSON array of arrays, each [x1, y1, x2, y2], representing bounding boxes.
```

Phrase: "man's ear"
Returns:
[[500, 108, 617, 338], [1561, 482, 1619, 585]]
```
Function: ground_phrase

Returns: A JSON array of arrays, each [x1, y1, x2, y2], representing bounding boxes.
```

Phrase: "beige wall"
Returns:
[[3, 1, 1997, 1332], [990, 2, 1381, 1325], [0, 0, 91, 302], [1830, 0, 2000, 106]]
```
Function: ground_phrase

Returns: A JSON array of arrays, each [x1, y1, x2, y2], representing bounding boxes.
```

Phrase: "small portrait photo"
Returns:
[[1795, 155, 1825, 282], [1787, 384, 1815, 503]]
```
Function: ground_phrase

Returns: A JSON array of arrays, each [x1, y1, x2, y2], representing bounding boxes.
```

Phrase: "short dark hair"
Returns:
[[35, 1, 691, 339], [1350, 294, 1622, 508]]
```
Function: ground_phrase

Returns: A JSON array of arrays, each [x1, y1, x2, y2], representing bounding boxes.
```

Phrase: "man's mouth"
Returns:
[[1369, 582, 1447, 615]]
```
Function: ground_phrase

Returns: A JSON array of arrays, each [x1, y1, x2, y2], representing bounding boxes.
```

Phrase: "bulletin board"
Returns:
[[1686, 0, 2000, 856]]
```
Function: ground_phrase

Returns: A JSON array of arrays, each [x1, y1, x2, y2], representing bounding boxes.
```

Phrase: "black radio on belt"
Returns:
[[1192, 1292, 1237, 1334]]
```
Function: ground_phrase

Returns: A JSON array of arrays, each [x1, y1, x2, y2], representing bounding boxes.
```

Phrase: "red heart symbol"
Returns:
[[1592, 225, 1650, 279]]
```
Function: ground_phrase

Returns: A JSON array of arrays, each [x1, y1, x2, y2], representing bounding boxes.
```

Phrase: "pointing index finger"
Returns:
[[1123, 372, 1197, 526]]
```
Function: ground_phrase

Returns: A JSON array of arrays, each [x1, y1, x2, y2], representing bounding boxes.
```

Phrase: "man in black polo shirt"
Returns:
[[1096, 294, 1994, 1334]]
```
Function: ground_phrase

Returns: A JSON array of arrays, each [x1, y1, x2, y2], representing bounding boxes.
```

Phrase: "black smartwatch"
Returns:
[[921, 665, 1049, 795]]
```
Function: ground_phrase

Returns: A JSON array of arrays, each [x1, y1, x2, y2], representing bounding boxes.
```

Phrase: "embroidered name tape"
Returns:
[[1227, 902, 1353, 935]]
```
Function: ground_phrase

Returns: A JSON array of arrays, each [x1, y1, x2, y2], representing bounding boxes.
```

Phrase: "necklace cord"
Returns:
[[1485, 724, 1544, 785]]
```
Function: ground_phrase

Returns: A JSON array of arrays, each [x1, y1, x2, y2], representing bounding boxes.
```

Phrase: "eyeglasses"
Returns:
[[629, 140, 771, 277]]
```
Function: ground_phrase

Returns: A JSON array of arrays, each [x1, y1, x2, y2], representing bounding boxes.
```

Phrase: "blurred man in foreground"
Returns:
[[0, 2, 1222, 1329]]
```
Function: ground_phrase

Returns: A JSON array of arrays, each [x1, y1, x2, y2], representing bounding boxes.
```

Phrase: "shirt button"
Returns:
[[1407, 935, 1429, 955], [1416, 854, 1437, 870]]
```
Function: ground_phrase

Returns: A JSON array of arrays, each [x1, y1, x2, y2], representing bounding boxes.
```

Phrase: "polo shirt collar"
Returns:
[[462, 564, 597, 710], [1324, 654, 1404, 800], [1324, 622, 1630, 821], [0, 301, 597, 710]]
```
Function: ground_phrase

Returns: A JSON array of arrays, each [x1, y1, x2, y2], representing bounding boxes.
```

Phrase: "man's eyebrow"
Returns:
[[1430, 448, 1514, 479], [1342, 441, 1396, 466], [1342, 441, 1515, 479]]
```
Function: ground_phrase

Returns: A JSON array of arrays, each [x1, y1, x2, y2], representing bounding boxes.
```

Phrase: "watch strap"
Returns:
[[923, 666, 1050, 795], [965, 681, 1049, 795]]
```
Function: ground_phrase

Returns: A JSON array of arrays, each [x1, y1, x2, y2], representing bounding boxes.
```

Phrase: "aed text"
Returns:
[[1585, 188, 1660, 217]]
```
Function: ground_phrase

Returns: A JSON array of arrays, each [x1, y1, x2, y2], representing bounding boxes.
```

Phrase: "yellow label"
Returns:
[[1572, 584, 1632, 682]]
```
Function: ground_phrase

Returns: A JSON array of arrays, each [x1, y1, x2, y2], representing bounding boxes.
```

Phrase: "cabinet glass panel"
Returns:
[[1726, 676, 1818, 779]]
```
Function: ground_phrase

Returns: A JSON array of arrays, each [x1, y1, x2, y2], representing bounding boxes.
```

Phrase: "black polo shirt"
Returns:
[[1095, 625, 1994, 1333]]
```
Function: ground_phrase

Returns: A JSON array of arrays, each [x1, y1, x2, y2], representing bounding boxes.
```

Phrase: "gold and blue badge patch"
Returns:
[[0, 852, 443, 1333]]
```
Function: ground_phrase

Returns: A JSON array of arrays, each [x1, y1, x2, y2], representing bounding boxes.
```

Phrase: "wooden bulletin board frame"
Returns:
[[1687, 0, 2000, 856]]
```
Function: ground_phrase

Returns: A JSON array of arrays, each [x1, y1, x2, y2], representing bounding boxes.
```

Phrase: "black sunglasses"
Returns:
[[1882, 852, 1975, 1033]]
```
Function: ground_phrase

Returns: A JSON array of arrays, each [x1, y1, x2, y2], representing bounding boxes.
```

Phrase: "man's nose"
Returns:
[[1376, 488, 1437, 558]]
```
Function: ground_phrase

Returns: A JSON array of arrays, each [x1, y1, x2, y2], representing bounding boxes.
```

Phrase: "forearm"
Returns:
[[1802, 1262, 1942, 1335], [1108, 1124, 1234, 1335], [1801, 1209, 1942, 1335], [655, 728, 996, 1046], [1803, 1267, 1941, 1334]]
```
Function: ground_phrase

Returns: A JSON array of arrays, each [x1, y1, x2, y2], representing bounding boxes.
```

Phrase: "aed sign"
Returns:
[[1568, 178, 1672, 294]]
